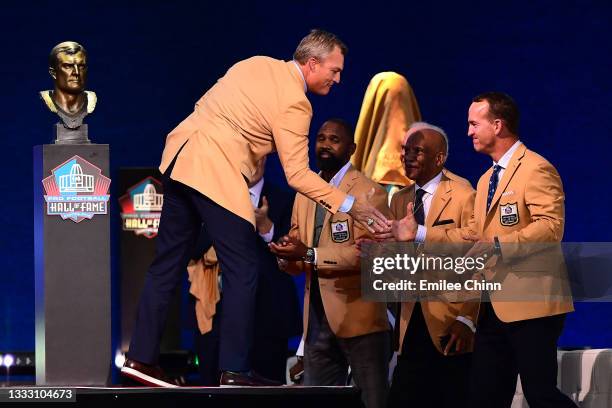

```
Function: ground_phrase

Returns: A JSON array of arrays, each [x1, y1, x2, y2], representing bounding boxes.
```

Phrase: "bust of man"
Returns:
[[40, 41, 97, 143]]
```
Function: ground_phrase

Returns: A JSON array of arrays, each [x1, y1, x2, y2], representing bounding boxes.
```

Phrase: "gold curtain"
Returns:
[[351, 72, 421, 187], [187, 247, 221, 335]]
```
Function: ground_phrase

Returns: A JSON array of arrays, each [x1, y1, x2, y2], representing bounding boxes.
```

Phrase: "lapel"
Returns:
[[486, 144, 526, 217], [404, 185, 416, 218], [305, 195, 316, 246], [320, 165, 360, 241], [426, 170, 451, 227]]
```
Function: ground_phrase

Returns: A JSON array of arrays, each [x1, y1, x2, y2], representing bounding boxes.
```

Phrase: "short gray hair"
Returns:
[[408, 121, 450, 161], [293, 29, 348, 64]]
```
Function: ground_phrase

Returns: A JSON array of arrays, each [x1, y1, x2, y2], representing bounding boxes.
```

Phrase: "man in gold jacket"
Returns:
[[271, 119, 391, 408], [386, 93, 575, 407], [387, 122, 477, 408], [122, 30, 390, 388]]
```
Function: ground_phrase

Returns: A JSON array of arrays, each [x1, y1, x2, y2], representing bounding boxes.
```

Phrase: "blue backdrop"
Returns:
[[1, 0, 611, 354]]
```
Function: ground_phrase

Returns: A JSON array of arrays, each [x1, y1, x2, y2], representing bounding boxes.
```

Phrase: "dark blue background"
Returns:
[[1, 1, 610, 353]]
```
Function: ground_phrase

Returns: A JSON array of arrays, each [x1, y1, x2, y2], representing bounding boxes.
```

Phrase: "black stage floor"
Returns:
[[1, 386, 362, 407]]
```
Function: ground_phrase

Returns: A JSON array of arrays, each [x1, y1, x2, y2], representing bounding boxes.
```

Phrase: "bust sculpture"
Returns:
[[40, 41, 97, 144]]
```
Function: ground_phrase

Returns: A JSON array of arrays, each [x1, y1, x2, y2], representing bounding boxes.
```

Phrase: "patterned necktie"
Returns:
[[414, 188, 426, 225], [312, 204, 327, 247], [486, 165, 502, 212], [308, 204, 328, 341]]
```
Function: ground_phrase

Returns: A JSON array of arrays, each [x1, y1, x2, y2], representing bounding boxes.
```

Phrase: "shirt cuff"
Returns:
[[313, 248, 318, 265], [455, 316, 476, 333], [338, 195, 354, 213], [415, 225, 427, 244], [259, 223, 274, 243], [296, 336, 305, 357]]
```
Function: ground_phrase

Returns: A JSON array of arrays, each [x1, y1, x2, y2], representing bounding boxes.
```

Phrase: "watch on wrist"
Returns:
[[304, 247, 315, 264], [493, 236, 502, 257]]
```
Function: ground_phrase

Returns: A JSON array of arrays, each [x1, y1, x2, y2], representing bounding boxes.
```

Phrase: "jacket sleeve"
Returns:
[[456, 188, 481, 314], [315, 184, 390, 275]]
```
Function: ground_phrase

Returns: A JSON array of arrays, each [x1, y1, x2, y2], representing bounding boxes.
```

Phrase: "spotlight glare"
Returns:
[[3, 354, 14, 368], [114, 351, 126, 369]]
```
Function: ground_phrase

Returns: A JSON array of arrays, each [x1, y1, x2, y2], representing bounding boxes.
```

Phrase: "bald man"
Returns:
[[388, 122, 477, 408]]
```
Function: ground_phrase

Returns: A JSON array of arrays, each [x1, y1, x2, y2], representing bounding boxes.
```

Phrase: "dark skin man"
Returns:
[[401, 127, 474, 354], [269, 119, 356, 259]]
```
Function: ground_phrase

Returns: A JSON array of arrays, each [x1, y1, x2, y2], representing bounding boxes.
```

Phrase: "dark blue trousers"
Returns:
[[468, 303, 576, 408], [127, 171, 258, 372]]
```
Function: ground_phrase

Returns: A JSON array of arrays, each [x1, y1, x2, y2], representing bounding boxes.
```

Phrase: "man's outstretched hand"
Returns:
[[349, 188, 392, 234]]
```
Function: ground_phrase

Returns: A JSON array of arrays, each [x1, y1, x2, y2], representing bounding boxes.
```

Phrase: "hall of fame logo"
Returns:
[[42, 155, 111, 223], [119, 177, 164, 238], [330, 219, 350, 243], [500, 202, 519, 226]]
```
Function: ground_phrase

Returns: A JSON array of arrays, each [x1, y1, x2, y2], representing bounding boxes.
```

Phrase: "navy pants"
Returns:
[[468, 302, 576, 408], [127, 171, 258, 372]]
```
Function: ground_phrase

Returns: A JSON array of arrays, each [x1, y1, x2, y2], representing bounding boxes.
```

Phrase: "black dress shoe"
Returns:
[[121, 358, 180, 387], [220, 370, 283, 387]]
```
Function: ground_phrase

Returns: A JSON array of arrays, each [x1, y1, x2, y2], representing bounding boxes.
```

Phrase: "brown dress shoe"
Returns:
[[121, 358, 180, 387], [220, 370, 283, 387], [289, 356, 304, 384]]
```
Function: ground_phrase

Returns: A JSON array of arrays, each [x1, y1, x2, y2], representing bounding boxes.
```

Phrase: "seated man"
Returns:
[[271, 118, 391, 408], [387, 122, 478, 408]]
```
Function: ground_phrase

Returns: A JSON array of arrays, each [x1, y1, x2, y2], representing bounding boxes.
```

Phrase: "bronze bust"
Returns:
[[40, 41, 97, 144]]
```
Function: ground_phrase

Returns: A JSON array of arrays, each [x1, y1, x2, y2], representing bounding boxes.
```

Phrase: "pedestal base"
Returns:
[[33, 144, 111, 385]]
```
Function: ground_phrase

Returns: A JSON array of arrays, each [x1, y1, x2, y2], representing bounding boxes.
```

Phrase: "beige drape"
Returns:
[[352, 72, 421, 187], [187, 247, 221, 335]]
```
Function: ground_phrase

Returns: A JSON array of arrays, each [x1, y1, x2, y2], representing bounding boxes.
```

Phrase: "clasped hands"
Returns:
[[360, 202, 494, 257], [269, 235, 308, 261], [357, 202, 418, 253]]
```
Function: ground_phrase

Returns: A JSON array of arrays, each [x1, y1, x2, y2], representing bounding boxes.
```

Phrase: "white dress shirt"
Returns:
[[493, 140, 523, 180], [414, 171, 443, 243], [412, 170, 475, 333], [249, 177, 274, 243]]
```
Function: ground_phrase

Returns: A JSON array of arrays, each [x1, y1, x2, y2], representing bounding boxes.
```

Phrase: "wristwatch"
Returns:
[[493, 236, 502, 257], [304, 247, 315, 264]]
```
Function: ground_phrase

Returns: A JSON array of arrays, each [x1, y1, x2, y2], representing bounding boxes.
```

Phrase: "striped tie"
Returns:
[[486, 165, 502, 212]]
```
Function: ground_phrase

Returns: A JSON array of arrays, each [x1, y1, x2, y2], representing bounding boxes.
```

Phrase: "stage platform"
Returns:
[[0, 385, 361, 406]]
